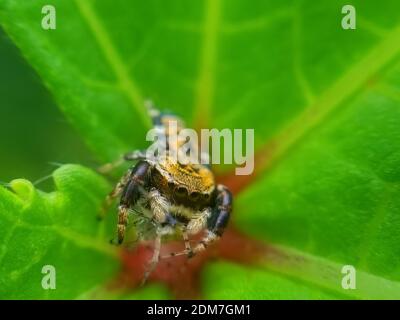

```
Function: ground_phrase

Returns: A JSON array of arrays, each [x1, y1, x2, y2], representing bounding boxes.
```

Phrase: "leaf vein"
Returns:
[[257, 23, 400, 175], [193, 0, 221, 126], [73, 0, 151, 128]]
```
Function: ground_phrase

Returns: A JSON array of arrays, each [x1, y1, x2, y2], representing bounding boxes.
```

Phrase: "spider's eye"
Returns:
[[168, 181, 175, 189], [175, 186, 188, 197], [202, 193, 211, 201], [190, 192, 200, 201]]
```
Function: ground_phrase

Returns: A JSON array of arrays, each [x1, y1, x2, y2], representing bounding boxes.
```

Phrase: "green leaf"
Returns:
[[79, 283, 172, 300], [0, 165, 119, 299], [0, 28, 92, 182], [202, 262, 342, 299], [1, 0, 400, 299], [234, 81, 400, 298]]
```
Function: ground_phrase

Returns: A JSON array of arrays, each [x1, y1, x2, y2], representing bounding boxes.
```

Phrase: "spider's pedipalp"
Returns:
[[147, 188, 173, 225], [161, 184, 232, 258], [186, 208, 211, 235]]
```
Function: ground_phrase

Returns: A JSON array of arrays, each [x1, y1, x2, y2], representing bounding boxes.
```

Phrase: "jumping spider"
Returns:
[[101, 102, 232, 283]]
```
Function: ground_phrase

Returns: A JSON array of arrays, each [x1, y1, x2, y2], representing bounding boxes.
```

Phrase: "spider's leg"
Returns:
[[145, 100, 162, 125], [115, 160, 151, 244], [182, 228, 193, 257], [97, 157, 125, 174], [123, 150, 148, 161], [192, 185, 232, 254], [98, 170, 130, 220], [193, 185, 232, 254], [162, 185, 232, 258], [97, 150, 148, 174], [141, 230, 162, 286]]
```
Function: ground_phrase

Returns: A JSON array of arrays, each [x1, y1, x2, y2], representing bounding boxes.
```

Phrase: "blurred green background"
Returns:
[[0, 27, 92, 187]]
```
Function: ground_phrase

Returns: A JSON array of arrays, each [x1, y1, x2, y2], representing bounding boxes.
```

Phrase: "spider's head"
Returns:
[[151, 156, 215, 209]]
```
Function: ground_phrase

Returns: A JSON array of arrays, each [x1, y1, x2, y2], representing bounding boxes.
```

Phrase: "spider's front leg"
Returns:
[[116, 160, 151, 244], [98, 170, 130, 220], [192, 184, 233, 255]]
